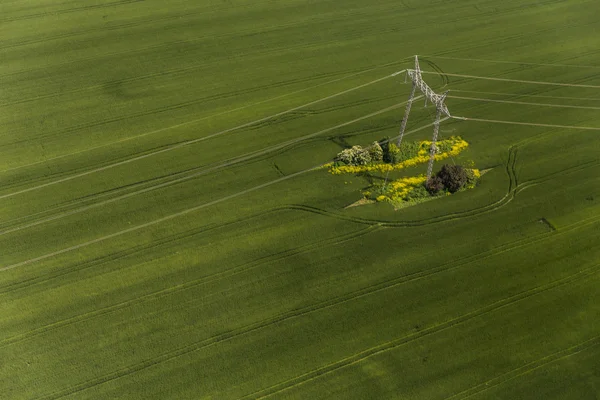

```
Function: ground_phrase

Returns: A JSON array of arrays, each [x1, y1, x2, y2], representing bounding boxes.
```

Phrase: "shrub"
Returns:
[[353, 146, 372, 165], [369, 141, 383, 162], [426, 176, 444, 194], [405, 184, 430, 201], [378, 137, 392, 163], [465, 168, 481, 188], [335, 145, 371, 166], [335, 148, 355, 165], [397, 140, 420, 162], [435, 140, 453, 154], [388, 143, 401, 163], [436, 164, 467, 193]]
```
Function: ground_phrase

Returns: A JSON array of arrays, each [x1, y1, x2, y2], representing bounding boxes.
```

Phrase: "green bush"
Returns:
[[388, 143, 401, 163], [378, 137, 392, 163], [335, 145, 371, 166], [369, 141, 383, 162], [405, 184, 430, 201], [397, 141, 421, 162], [437, 164, 467, 193], [426, 176, 444, 194], [465, 168, 478, 188], [435, 140, 453, 154]]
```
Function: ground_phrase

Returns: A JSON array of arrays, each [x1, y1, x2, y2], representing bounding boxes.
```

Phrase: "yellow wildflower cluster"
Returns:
[[329, 136, 469, 175], [387, 175, 427, 200], [417, 140, 432, 156], [364, 175, 428, 203]]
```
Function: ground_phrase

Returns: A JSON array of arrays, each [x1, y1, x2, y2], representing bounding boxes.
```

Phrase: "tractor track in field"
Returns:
[[445, 335, 600, 400], [0, 0, 144, 23], [0, 62, 405, 175], [1, 78, 398, 147], [432, 18, 600, 60], [3, 152, 598, 350], [0, 1, 409, 53], [0, 101, 416, 237], [0, 3, 412, 82], [35, 257, 600, 400], [7, 191, 600, 398], [5, 189, 600, 363], [4, 135, 600, 273], [0, 207, 293, 293], [286, 152, 600, 229], [0, 4, 331, 51], [241, 262, 600, 400], [0, 103, 443, 239], [0, 66, 349, 108], [279, 146, 520, 228], [0, 72, 402, 196], [0, 225, 380, 347], [425, 54, 600, 70]]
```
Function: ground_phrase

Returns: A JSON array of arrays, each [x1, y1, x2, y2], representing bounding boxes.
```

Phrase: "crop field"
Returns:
[[2, 0, 600, 399]]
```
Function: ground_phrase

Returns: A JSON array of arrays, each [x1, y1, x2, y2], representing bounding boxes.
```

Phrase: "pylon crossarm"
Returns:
[[407, 68, 451, 117]]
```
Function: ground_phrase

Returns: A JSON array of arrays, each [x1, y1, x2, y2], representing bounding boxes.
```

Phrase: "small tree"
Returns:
[[369, 141, 383, 162], [378, 137, 392, 163], [353, 146, 372, 165], [334, 145, 372, 166], [437, 164, 467, 193], [426, 176, 444, 195], [335, 148, 355, 165], [388, 143, 400, 163]]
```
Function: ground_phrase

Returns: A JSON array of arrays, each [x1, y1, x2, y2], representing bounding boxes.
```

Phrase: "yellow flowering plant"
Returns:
[[328, 136, 469, 175]]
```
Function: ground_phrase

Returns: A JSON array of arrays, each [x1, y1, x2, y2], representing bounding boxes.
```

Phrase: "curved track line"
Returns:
[[14, 144, 583, 296], [241, 264, 600, 400], [1, 106, 442, 270], [282, 146, 519, 228], [0, 208, 288, 293], [0, 66, 344, 107], [5, 157, 594, 344], [0, 167, 316, 272], [16, 137, 591, 276], [0, 100, 421, 237], [0, 70, 402, 179], [20, 211, 600, 398], [0, 226, 379, 347], [18, 150, 597, 333], [33, 252, 600, 400]]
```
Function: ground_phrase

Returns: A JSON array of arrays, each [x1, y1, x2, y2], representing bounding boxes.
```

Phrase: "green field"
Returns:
[[1, 0, 600, 398]]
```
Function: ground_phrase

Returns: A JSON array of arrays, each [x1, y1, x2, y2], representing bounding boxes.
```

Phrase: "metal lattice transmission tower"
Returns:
[[397, 56, 451, 180]]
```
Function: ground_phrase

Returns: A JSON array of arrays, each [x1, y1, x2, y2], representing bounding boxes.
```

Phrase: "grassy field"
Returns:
[[1, 0, 600, 398]]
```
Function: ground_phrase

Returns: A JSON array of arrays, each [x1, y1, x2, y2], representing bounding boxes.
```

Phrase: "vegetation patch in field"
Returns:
[[325, 136, 469, 174], [363, 164, 480, 209], [326, 136, 480, 208]]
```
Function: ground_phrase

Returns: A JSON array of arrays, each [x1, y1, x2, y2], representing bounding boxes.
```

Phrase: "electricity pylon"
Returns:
[[397, 56, 451, 180], [427, 90, 448, 179]]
